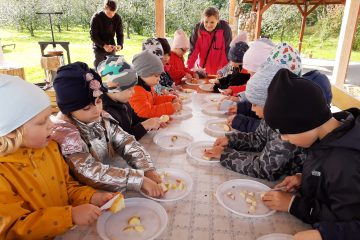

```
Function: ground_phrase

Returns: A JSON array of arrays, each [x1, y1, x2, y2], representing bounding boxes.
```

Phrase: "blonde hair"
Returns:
[[0, 126, 24, 157]]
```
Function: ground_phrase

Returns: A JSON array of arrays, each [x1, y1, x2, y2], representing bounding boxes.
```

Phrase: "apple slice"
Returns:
[[159, 115, 170, 123], [158, 182, 168, 193], [123, 226, 134, 232], [223, 124, 230, 132], [128, 216, 141, 225], [109, 193, 125, 213], [134, 225, 145, 232]]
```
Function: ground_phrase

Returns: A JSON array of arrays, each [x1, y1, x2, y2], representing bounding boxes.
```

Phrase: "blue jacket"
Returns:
[[231, 100, 260, 133]]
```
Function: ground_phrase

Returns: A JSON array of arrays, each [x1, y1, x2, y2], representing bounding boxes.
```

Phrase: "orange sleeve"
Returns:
[[229, 85, 247, 96]]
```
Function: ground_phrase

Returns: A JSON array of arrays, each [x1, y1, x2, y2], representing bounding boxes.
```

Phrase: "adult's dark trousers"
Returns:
[[93, 48, 115, 69]]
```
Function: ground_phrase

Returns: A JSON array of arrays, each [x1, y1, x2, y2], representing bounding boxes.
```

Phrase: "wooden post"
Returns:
[[229, 0, 237, 37], [333, 0, 360, 87], [298, 5, 307, 53], [255, 0, 264, 39], [155, 0, 165, 38]]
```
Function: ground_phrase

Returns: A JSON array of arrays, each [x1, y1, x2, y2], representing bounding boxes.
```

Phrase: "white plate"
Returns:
[[185, 79, 205, 86], [215, 179, 276, 218], [205, 94, 225, 104], [141, 168, 193, 202], [205, 119, 233, 137], [171, 106, 192, 120], [97, 198, 168, 240], [186, 141, 220, 164], [199, 83, 214, 92], [208, 78, 219, 84], [257, 233, 294, 240], [153, 130, 193, 151], [180, 88, 197, 94], [178, 94, 192, 104], [202, 103, 227, 116]]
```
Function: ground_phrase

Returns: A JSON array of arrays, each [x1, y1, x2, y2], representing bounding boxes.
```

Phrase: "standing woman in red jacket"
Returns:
[[187, 7, 232, 75]]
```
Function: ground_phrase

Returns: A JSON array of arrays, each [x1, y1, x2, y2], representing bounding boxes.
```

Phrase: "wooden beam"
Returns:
[[298, 4, 307, 53], [260, 0, 277, 14], [292, 0, 304, 15], [252, 0, 257, 11], [255, 0, 264, 39], [229, 0, 237, 38], [333, 0, 360, 87], [306, 0, 324, 16], [155, 0, 165, 38], [331, 85, 360, 109]]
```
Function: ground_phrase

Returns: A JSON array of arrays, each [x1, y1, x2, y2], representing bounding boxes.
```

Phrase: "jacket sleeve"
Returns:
[[116, 15, 124, 48], [0, 175, 73, 240], [228, 85, 246, 96], [231, 114, 261, 133], [313, 221, 360, 240], [222, 21, 232, 58], [168, 58, 188, 83], [187, 23, 201, 69], [220, 128, 302, 181], [129, 107, 148, 140], [226, 120, 268, 152], [52, 121, 145, 192], [90, 14, 105, 49], [218, 75, 230, 86]]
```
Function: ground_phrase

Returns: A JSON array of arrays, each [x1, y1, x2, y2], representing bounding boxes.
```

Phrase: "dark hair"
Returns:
[[103, 0, 117, 11], [203, 7, 220, 19], [157, 38, 171, 55]]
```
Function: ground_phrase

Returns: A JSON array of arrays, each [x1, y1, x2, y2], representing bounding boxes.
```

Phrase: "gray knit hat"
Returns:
[[142, 38, 164, 58], [245, 61, 283, 106], [132, 50, 164, 77], [97, 55, 138, 91]]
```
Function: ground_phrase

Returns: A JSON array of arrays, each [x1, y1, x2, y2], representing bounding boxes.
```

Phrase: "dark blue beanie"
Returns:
[[302, 70, 332, 106], [228, 41, 249, 63], [53, 62, 107, 114]]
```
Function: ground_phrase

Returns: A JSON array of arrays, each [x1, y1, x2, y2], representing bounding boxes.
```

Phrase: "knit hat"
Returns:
[[132, 50, 164, 78], [172, 29, 190, 49], [97, 55, 137, 92], [243, 38, 275, 73], [228, 41, 249, 63], [266, 42, 302, 76], [230, 31, 248, 47], [142, 38, 164, 58], [157, 38, 171, 55], [264, 68, 332, 134], [245, 61, 284, 106], [302, 70, 332, 106], [0, 75, 50, 136], [53, 62, 107, 114]]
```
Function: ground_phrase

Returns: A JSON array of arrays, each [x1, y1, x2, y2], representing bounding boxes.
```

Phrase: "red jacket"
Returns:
[[187, 20, 232, 75], [168, 51, 194, 85], [129, 78, 176, 118]]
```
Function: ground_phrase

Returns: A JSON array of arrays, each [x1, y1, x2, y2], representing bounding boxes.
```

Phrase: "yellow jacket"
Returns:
[[0, 141, 97, 240]]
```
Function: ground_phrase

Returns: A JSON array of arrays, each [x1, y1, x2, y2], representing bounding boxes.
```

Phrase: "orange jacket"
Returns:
[[129, 80, 176, 118]]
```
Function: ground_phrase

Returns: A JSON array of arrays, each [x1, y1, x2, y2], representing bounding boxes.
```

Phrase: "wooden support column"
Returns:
[[229, 0, 237, 37], [155, 0, 165, 38], [255, 0, 264, 39], [298, 5, 307, 53], [333, 0, 360, 87]]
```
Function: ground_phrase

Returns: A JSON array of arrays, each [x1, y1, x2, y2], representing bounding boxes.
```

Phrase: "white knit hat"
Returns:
[[243, 38, 275, 73], [230, 31, 248, 47], [0, 75, 50, 136], [172, 29, 190, 49]]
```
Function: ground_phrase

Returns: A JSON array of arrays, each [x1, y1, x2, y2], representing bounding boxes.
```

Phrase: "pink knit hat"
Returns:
[[243, 38, 275, 73], [172, 29, 190, 49], [230, 31, 248, 47]]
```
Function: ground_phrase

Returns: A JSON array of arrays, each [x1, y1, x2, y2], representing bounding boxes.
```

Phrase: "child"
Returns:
[[168, 29, 198, 85], [0, 75, 114, 239], [187, 7, 232, 75], [142, 38, 175, 94], [98, 56, 164, 140], [129, 50, 182, 118], [52, 62, 164, 198], [213, 41, 250, 94], [262, 68, 360, 240]]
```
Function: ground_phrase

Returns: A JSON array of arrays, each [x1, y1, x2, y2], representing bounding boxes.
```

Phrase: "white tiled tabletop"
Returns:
[[56, 93, 311, 240]]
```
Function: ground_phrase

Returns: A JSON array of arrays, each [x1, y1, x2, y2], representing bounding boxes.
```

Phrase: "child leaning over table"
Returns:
[[51, 62, 164, 198], [98, 56, 165, 140], [129, 50, 182, 118], [0, 75, 114, 240], [262, 69, 360, 240]]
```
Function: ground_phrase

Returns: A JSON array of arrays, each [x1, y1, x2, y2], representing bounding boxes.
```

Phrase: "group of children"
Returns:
[[0, 5, 359, 240]]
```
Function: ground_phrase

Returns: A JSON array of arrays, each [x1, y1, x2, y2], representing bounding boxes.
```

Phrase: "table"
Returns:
[[0, 66, 25, 80], [56, 93, 311, 240]]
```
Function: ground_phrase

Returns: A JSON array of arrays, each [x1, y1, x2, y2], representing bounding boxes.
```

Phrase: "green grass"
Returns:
[[1, 28, 359, 83], [0, 28, 147, 83]]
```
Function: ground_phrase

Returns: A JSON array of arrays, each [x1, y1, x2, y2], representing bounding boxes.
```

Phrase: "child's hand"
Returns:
[[72, 204, 101, 226], [224, 96, 240, 102], [227, 115, 235, 126], [294, 230, 322, 240], [203, 146, 224, 159], [144, 170, 162, 184], [221, 89, 233, 96], [214, 137, 229, 147], [142, 118, 161, 131], [274, 174, 302, 192], [141, 176, 164, 198], [90, 192, 116, 207], [103, 44, 114, 53], [173, 102, 182, 112], [185, 73, 192, 80], [114, 45, 122, 51], [193, 73, 199, 79], [172, 97, 182, 105], [228, 105, 238, 115], [261, 191, 294, 212]]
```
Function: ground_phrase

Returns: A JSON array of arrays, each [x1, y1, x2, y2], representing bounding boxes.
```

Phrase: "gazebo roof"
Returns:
[[240, 0, 344, 5]]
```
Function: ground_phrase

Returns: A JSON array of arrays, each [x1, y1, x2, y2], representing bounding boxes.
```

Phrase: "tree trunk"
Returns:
[[57, 24, 62, 33], [127, 22, 131, 39]]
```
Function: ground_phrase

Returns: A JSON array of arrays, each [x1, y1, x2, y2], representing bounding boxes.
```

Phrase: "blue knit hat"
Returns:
[[228, 41, 249, 63], [53, 62, 107, 114]]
